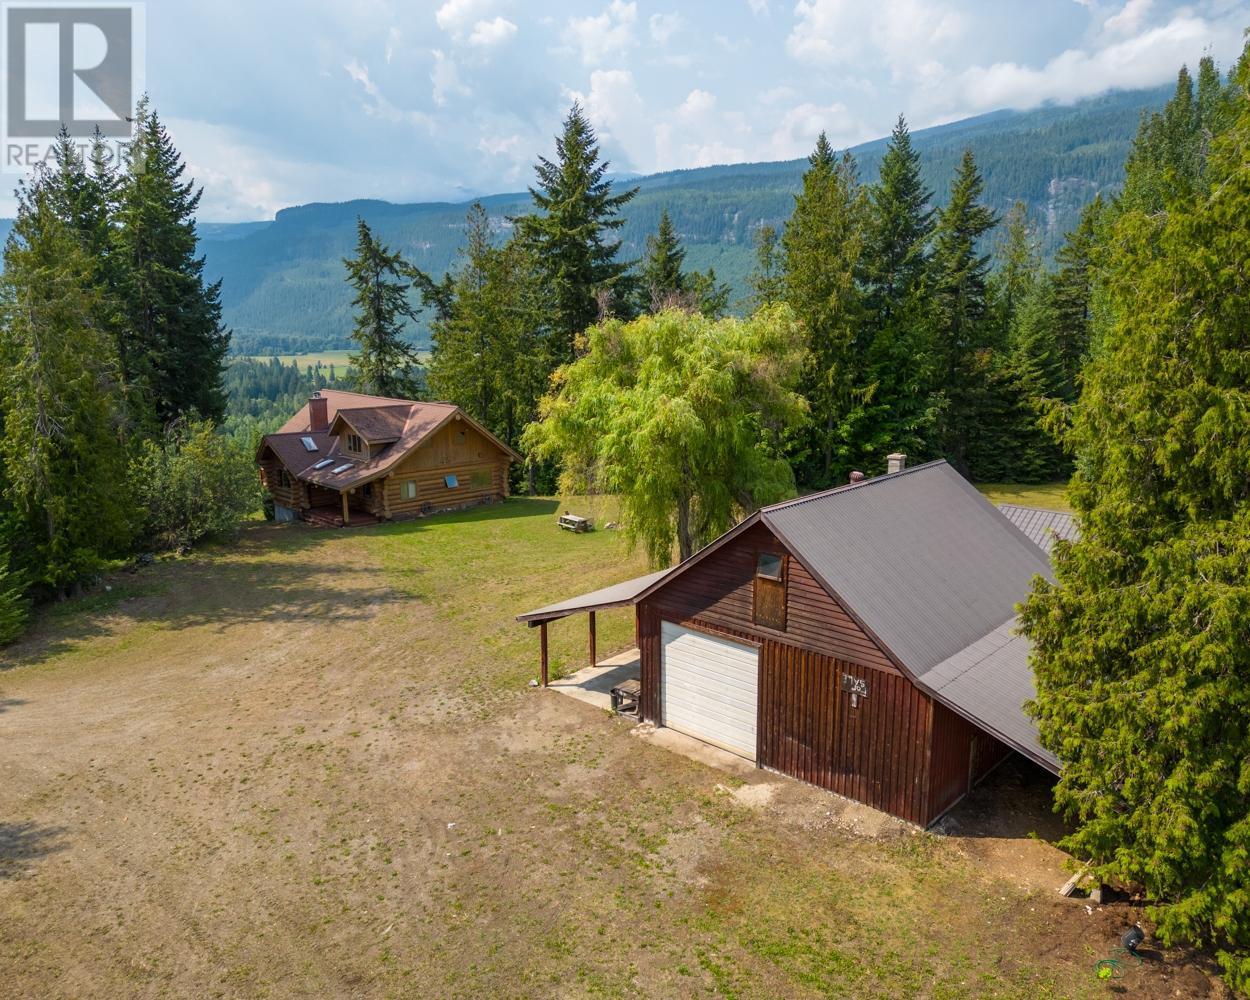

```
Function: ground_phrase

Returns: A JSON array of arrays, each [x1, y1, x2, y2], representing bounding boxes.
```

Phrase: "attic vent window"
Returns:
[[332, 463, 353, 474], [444, 474, 459, 488], [301, 436, 318, 452], [753, 552, 787, 630]]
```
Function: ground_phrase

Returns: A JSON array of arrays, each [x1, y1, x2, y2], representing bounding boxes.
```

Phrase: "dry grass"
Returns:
[[0, 498, 1223, 999], [976, 482, 1072, 511]]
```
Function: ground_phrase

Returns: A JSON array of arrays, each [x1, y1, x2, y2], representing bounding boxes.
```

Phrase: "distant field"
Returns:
[[977, 481, 1071, 512], [239, 349, 431, 370], [240, 350, 356, 369]]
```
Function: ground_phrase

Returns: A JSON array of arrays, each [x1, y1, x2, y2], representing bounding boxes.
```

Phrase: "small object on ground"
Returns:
[[137, 553, 155, 567], [610, 677, 642, 715], [1090, 883, 1111, 904], [1122, 923, 1145, 955], [1094, 958, 1123, 980], [1059, 866, 1089, 897], [558, 512, 593, 533], [604, 521, 619, 530], [528, 678, 539, 687]]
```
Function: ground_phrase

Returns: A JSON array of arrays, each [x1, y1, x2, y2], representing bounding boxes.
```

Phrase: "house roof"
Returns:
[[997, 504, 1077, 554], [261, 390, 522, 491], [517, 569, 671, 624]]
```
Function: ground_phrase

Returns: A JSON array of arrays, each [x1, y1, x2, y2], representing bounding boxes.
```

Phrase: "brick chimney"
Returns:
[[849, 471, 865, 483], [887, 453, 907, 475], [308, 392, 329, 432]]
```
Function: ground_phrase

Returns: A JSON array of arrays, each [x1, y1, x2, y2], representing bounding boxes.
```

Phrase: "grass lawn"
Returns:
[[240, 349, 432, 370], [976, 481, 1072, 512], [0, 498, 1213, 998]]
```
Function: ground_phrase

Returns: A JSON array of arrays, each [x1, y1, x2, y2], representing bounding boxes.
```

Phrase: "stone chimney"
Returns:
[[849, 471, 865, 483], [308, 392, 329, 432], [887, 453, 907, 475]]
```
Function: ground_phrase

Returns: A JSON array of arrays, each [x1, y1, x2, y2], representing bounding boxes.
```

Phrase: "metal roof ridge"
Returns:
[[762, 458, 952, 514]]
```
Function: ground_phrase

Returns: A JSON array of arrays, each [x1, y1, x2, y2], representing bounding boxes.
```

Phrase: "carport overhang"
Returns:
[[516, 569, 672, 686]]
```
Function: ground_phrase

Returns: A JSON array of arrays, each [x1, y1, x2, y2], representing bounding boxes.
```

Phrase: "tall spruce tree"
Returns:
[[0, 171, 132, 595], [746, 224, 785, 310], [343, 218, 423, 398], [1050, 196, 1102, 397], [1021, 46, 1250, 989], [856, 114, 938, 468], [515, 103, 637, 361], [115, 99, 229, 427], [639, 208, 686, 309], [929, 149, 998, 475], [782, 135, 867, 487]]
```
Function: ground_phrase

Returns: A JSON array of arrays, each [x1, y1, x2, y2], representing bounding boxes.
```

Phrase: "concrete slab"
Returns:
[[548, 649, 641, 712]]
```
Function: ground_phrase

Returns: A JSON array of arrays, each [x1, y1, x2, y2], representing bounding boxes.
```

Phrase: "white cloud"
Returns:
[[562, 1, 637, 66], [430, 50, 470, 106], [747, 0, 769, 15], [1104, 0, 1152, 36], [345, 59, 435, 129], [567, 68, 648, 167], [946, 12, 1229, 115], [468, 16, 517, 46], [385, 27, 401, 64], [435, 0, 495, 38], [678, 88, 716, 117], [478, 133, 521, 155], [649, 12, 683, 45], [768, 100, 867, 159], [787, 0, 964, 74]]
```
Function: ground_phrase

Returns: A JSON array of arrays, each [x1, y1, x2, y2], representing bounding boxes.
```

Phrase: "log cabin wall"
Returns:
[[382, 421, 510, 518], [259, 458, 306, 510]]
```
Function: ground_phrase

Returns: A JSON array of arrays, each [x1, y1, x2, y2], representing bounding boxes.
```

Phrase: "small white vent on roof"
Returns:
[[301, 436, 318, 452]]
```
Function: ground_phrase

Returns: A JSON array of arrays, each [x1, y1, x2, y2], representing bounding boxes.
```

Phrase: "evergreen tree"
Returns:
[[782, 136, 867, 487], [991, 201, 1039, 340], [929, 149, 998, 475], [856, 114, 939, 468], [343, 218, 423, 398], [746, 223, 785, 310], [1021, 46, 1250, 988], [863, 115, 932, 324], [1050, 197, 1102, 397], [427, 203, 550, 451], [0, 171, 133, 595], [115, 99, 229, 426], [515, 103, 637, 361], [639, 208, 686, 310]]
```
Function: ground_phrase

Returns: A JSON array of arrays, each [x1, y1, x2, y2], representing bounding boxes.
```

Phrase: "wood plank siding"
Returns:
[[636, 519, 1014, 826], [381, 423, 510, 518]]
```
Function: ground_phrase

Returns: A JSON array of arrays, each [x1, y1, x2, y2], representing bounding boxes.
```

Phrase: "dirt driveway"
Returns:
[[0, 506, 1230, 998]]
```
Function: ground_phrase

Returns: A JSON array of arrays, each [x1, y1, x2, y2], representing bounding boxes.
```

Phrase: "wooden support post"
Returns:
[[341, 491, 350, 526], [588, 610, 597, 667], [540, 622, 549, 687]]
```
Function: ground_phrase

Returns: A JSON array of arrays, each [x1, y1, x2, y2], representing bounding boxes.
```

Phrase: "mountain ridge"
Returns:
[[191, 84, 1168, 355]]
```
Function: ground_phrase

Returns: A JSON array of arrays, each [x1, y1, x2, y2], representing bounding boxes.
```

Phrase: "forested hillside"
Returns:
[[202, 85, 1169, 355]]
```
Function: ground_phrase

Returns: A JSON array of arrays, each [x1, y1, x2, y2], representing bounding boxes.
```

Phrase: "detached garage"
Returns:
[[518, 458, 1068, 828]]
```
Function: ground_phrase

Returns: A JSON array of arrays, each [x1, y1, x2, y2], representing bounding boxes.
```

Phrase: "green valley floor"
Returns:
[[0, 497, 1226, 998]]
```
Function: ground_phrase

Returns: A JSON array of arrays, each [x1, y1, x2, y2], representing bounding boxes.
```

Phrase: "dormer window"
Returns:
[[346, 432, 364, 453], [753, 551, 787, 629]]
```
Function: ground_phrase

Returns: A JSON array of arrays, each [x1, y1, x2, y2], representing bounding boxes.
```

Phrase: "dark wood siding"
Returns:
[[646, 522, 898, 673], [638, 605, 933, 826], [926, 702, 1011, 821]]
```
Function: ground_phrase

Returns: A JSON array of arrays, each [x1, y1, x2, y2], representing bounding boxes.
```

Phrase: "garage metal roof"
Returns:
[[997, 504, 1078, 554]]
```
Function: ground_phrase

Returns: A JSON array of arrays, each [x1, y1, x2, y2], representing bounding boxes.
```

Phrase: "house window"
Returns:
[[445, 474, 459, 488], [346, 432, 364, 453], [753, 551, 787, 630], [402, 480, 417, 500], [278, 469, 291, 489]]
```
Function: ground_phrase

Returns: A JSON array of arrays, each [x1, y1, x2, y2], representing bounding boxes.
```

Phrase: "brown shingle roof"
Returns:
[[262, 390, 522, 492]]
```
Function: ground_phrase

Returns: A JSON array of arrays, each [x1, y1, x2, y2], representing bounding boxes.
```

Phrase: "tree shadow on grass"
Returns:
[[2, 521, 425, 670], [0, 821, 67, 879]]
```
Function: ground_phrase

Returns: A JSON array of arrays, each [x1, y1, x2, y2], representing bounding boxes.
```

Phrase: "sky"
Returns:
[[20, 0, 1248, 220]]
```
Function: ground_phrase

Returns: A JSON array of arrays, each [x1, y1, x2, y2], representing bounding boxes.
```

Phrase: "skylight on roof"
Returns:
[[301, 436, 318, 452], [312, 458, 334, 470], [332, 463, 353, 474]]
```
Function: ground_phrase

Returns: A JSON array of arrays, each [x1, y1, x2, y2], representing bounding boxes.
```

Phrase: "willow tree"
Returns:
[[522, 306, 809, 566]]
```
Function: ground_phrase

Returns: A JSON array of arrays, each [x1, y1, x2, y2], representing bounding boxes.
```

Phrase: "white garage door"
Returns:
[[661, 621, 759, 760]]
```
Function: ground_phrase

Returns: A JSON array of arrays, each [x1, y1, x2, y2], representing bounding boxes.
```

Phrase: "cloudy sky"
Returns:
[[42, 0, 1250, 220]]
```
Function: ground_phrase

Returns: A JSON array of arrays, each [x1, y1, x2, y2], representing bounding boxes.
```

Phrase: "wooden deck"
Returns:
[[302, 506, 380, 529]]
